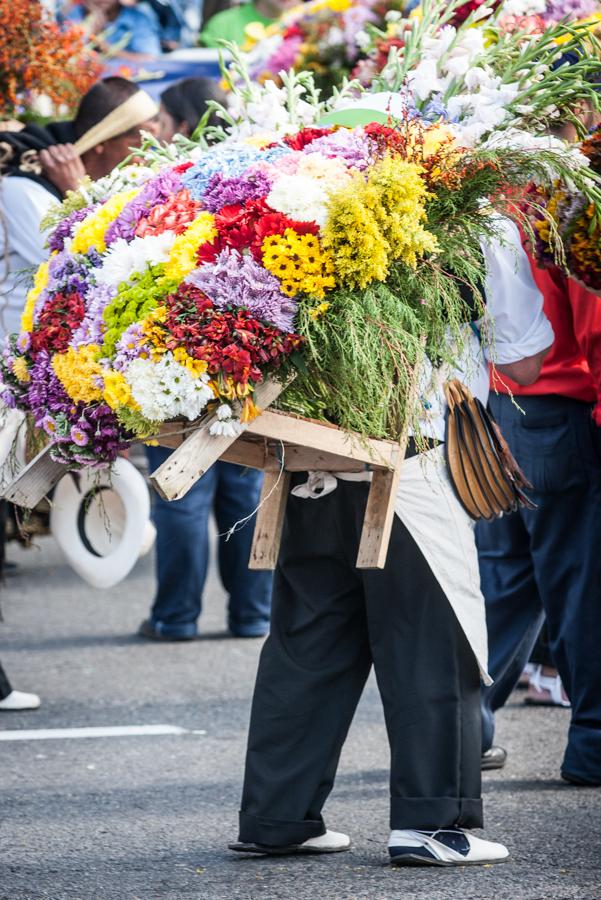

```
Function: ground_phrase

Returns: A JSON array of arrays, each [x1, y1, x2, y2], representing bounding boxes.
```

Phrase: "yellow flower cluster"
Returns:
[[12, 357, 30, 383], [262, 229, 336, 298], [535, 190, 564, 248], [308, 301, 330, 320], [70, 188, 140, 254], [172, 347, 209, 378], [141, 305, 168, 356], [103, 370, 138, 411], [52, 345, 104, 403], [322, 155, 438, 289], [21, 258, 51, 332], [570, 203, 601, 281], [164, 212, 217, 280]]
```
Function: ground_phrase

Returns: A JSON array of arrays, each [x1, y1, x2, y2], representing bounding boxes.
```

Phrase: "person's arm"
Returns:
[[567, 277, 601, 424], [480, 218, 554, 385], [2, 178, 56, 267]]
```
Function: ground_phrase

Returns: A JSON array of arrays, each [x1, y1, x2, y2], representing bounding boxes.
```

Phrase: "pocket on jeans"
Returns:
[[514, 417, 584, 492]]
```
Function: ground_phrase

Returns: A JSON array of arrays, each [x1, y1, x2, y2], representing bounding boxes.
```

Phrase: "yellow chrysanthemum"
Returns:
[[164, 212, 217, 280], [70, 188, 140, 254], [103, 370, 138, 411], [172, 347, 208, 378], [322, 154, 438, 289], [52, 345, 104, 403], [262, 228, 336, 299], [11, 357, 30, 383], [21, 259, 51, 332], [308, 301, 330, 320]]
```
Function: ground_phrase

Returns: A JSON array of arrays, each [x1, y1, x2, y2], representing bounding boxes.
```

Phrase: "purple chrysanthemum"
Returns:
[[307, 129, 375, 171], [187, 247, 297, 331], [544, 0, 597, 21], [113, 323, 149, 370], [27, 351, 72, 425], [71, 283, 118, 348], [202, 168, 274, 213], [47, 207, 93, 253], [105, 168, 183, 245]]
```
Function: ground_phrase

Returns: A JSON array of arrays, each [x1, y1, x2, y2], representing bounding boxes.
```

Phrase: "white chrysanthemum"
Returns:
[[216, 403, 234, 421], [209, 418, 246, 437], [96, 232, 177, 286], [267, 175, 331, 227], [125, 354, 214, 422]]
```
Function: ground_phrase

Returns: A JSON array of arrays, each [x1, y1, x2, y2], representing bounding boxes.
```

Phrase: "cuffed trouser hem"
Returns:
[[238, 811, 326, 847], [390, 797, 483, 831], [562, 725, 601, 785]]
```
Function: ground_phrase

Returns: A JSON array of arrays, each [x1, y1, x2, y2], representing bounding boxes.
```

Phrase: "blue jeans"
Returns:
[[477, 393, 601, 783], [146, 447, 272, 637]]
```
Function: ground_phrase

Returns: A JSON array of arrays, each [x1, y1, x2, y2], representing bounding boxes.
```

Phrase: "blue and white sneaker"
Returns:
[[388, 827, 509, 867]]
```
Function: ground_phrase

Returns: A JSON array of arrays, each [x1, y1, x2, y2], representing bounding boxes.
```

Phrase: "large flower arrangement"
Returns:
[[240, 0, 405, 96], [1, 33, 600, 471], [0, 0, 101, 122]]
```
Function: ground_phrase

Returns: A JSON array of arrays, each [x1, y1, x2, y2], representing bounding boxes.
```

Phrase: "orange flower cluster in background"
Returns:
[[0, 0, 101, 120]]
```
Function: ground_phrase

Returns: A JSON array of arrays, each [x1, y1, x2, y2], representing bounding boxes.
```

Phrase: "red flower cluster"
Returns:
[[29, 291, 85, 357], [281, 127, 333, 150], [364, 122, 407, 155], [197, 199, 319, 264], [450, 0, 500, 26], [136, 189, 200, 237], [163, 284, 303, 387]]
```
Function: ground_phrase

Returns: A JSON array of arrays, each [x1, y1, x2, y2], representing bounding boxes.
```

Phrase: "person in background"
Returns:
[[60, 0, 162, 58], [477, 264, 601, 785], [145, 0, 185, 50], [140, 75, 272, 643], [0, 77, 159, 337], [158, 77, 226, 141], [200, 0, 295, 48]]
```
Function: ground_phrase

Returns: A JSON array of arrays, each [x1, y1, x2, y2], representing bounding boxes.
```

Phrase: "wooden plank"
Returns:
[[276, 445, 368, 473], [149, 380, 285, 501], [2, 445, 67, 509], [248, 467, 291, 570], [221, 439, 268, 470], [247, 410, 398, 468]]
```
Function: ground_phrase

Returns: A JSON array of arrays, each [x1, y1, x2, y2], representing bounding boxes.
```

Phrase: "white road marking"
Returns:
[[0, 724, 193, 742]]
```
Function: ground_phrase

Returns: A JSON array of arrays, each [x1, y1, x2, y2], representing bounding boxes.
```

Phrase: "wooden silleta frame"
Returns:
[[3, 361, 421, 572]]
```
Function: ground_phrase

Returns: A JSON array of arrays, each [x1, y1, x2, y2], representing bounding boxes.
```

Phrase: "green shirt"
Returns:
[[200, 3, 274, 48]]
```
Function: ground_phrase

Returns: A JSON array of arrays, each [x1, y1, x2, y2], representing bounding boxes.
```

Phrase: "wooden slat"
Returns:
[[2, 445, 67, 508], [247, 410, 398, 468], [248, 468, 291, 570], [149, 380, 285, 501], [220, 439, 268, 470], [276, 445, 368, 473]]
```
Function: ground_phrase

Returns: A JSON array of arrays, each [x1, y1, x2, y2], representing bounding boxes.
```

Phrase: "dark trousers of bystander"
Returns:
[[238, 474, 482, 848], [477, 393, 601, 784]]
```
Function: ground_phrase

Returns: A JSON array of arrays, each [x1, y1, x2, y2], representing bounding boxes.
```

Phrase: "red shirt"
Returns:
[[492, 259, 601, 425]]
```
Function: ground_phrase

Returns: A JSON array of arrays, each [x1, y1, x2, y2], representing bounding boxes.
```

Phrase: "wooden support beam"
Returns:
[[247, 410, 397, 468], [248, 467, 291, 571], [2, 445, 67, 509], [149, 380, 285, 501]]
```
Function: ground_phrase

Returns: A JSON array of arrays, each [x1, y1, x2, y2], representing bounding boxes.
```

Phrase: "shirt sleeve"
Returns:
[[567, 278, 601, 424], [124, 7, 162, 55], [479, 218, 554, 364], [2, 177, 55, 267]]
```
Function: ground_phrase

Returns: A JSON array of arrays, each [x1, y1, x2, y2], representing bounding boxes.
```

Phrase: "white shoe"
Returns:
[[0, 690, 41, 711], [388, 828, 509, 867], [229, 829, 350, 856]]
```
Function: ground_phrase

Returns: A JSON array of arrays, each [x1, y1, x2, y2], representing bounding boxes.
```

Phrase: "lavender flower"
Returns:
[[47, 207, 93, 253], [544, 0, 597, 21], [187, 247, 297, 331], [308, 130, 375, 171], [113, 323, 149, 370], [105, 169, 182, 245], [202, 168, 274, 213], [70, 425, 90, 447]]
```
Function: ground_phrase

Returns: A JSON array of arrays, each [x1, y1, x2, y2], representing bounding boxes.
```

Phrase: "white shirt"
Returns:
[[0, 176, 55, 339]]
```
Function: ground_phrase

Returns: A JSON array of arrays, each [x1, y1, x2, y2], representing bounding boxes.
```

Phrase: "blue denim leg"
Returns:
[[480, 393, 601, 782], [213, 462, 272, 636], [146, 445, 217, 638], [476, 514, 545, 753]]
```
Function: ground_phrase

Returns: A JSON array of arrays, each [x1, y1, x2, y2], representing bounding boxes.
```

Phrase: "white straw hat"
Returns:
[[50, 457, 155, 589]]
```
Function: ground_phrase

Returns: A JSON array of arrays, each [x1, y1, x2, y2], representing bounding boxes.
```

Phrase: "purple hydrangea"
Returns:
[[105, 169, 183, 245], [47, 207, 93, 253], [202, 168, 274, 214], [186, 247, 297, 332]]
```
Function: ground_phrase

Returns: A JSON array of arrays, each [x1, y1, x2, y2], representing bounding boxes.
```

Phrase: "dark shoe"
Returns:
[[561, 771, 601, 787], [481, 746, 507, 771], [229, 830, 350, 856], [137, 619, 196, 642]]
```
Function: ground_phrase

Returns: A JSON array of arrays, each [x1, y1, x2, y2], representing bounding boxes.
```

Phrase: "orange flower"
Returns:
[[0, 1, 101, 119]]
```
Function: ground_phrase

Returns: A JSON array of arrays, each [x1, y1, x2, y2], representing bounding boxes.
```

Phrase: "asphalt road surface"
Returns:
[[1, 533, 600, 900]]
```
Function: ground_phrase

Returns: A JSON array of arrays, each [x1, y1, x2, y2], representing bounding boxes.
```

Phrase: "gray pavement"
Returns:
[[0, 533, 600, 900]]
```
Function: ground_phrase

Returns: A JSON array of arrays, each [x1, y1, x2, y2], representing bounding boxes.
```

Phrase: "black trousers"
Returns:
[[238, 476, 482, 847], [0, 661, 12, 700]]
